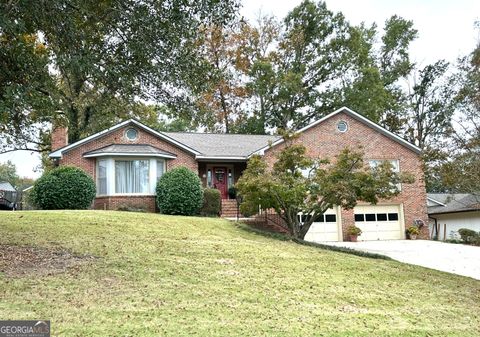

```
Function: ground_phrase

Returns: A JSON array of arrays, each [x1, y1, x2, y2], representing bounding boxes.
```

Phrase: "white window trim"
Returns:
[[337, 120, 348, 133], [96, 159, 109, 197], [96, 157, 166, 196], [125, 128, 139, 141]]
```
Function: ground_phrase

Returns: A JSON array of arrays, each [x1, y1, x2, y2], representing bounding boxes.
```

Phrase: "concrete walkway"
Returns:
[[321, 240, 480, 280]]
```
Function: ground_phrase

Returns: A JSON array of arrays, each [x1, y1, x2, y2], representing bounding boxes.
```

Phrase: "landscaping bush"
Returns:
[[458, 228, 479, 245], [200, 188, 221, 216], [30, 166, 96, 210], [228, 186, 237, 199], [156, 166, 203, 215]]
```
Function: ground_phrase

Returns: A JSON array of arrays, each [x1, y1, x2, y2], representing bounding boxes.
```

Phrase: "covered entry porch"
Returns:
[[198, 161, 247, 217], [198, 161, 246, 200]]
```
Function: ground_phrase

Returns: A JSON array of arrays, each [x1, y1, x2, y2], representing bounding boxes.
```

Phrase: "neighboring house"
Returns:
[[49, 107, 428, 242], [0, 181, 17, 210], [428, 193, 480, 240]]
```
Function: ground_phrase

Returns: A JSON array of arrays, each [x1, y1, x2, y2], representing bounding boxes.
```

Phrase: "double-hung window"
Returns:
[[97, 160, 108, 195], [115, 160, 150, 194], [369, 159, 401, 190]]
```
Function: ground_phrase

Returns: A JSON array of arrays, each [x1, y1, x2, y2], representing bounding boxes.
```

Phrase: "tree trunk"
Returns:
[[259, 95, 266, 133], [219, 89, 229, 133], [298, 221, 312, 240]]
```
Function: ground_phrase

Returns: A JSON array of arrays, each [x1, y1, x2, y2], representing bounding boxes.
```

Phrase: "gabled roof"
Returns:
[[83, 144, 177, 159], [48, 107, 420, 161], [428, 193, 480, 215], [49, 119, 201, 158], [48, 118, 278, 161], [252, 107, 421, 156], [163, 132, 279, 159], [0, 181, 16, 192]]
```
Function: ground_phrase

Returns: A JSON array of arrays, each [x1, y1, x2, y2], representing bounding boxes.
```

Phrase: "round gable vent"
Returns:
[[125, 128, 138, 141], [337, 120, 348, 133]]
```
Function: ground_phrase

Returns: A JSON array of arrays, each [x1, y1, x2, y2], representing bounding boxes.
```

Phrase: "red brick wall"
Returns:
[[94, 196, 157, 212], [59, 122, 197, 211], [263, 112, 429, 240], [51, 127, 68, 151]]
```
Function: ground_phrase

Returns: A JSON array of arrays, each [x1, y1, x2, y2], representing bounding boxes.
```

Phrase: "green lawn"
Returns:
[[0, 211, 479, 336]]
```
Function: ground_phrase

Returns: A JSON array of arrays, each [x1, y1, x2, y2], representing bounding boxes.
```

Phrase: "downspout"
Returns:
[[428, 215, 438, 240]]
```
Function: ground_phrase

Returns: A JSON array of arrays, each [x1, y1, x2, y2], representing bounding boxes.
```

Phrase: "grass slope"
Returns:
[[0, 211, 479, 336]]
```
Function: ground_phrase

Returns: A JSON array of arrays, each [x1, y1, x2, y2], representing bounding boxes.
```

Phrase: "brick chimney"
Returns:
[[51, 125, 69, 151]]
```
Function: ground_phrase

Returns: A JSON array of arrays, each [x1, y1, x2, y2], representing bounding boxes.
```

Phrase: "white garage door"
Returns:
[[354, 205, 403, 241], [302, 208, 341, 242]]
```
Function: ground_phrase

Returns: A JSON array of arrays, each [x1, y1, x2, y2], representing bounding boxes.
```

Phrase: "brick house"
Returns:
[[49, 107, 428, 241]]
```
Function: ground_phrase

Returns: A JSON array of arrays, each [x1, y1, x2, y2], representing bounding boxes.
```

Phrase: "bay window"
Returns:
[[96, 157, 166, 196]]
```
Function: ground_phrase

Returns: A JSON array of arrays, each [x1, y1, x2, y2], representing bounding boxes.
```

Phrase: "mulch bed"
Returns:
[[0, 244, 97, 277]]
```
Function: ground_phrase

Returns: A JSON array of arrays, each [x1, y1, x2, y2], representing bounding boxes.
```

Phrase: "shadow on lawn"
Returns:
[[234, 222, 392, 261]]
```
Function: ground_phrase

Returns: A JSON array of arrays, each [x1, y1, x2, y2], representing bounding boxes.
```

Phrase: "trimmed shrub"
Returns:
[[200, 188, 221, 216], [458, 228, 479, 244], [30, 166, 96, 210], [228, 186, 237, 199], [156, 166, 203, 215]]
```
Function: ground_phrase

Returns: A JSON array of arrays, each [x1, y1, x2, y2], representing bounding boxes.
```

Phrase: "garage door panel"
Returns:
[[376, 230, 402, 240], [304, 232, 338, 242], [308, 222, 337, 233], [303, 208, 340, 242], [354, 228, 377, 241], [354, 205, 403, 241], [376, 221, 400, 231]]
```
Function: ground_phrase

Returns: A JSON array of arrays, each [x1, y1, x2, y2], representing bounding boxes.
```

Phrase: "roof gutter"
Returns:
[[195, 155, 248, 162], [83, 152, 177, 159], [428, 209, 480, 216]]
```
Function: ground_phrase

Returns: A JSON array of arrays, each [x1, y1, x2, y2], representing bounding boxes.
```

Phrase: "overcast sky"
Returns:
[[1, 0, 479, 179]]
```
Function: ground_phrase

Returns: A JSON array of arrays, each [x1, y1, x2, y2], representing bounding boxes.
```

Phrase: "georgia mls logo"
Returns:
[[0, 320, 50, 337]]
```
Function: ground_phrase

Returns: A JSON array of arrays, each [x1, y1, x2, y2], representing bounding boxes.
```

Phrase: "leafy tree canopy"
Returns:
[[0, 161, 19, 187], [188, 2, 421, 134], [0, 0, 239, 153]]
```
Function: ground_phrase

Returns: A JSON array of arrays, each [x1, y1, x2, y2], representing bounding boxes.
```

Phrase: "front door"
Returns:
[[213, 167, 228, 199]]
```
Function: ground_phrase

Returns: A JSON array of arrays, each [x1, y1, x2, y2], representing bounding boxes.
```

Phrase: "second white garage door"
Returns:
[[303, 208, 341, 242], [354, 205, 404, 241]]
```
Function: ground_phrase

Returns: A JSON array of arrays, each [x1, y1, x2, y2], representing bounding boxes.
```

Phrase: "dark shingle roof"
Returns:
[[428, 193, 480, 215], [83, 144, 176, 158], [162, 132, 280, 157]]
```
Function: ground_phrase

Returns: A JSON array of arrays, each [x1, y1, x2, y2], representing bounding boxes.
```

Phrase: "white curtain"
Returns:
[[115, 160, 149, 193]]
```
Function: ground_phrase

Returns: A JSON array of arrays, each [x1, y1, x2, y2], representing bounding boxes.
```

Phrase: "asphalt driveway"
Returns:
[[322, 240, 480, 280]]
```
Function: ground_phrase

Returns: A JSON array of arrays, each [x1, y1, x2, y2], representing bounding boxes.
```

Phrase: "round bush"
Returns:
[[156, 166, 203, 215], [31, 166, 96, 210], [200, 188, 221, 216]]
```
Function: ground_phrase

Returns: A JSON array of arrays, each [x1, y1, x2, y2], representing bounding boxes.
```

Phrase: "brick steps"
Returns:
[[221, 199, 240, 217]]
